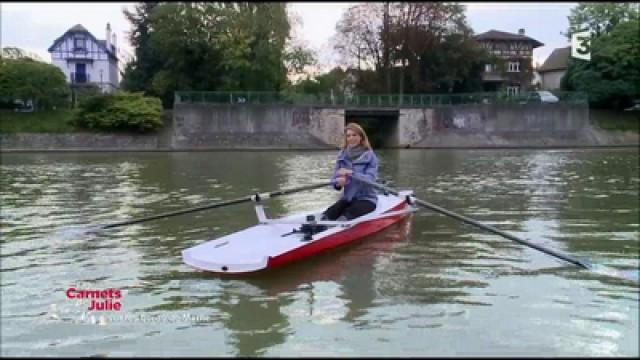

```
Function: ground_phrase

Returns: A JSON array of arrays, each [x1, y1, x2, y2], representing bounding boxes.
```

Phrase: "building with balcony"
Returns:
[[474, 29, 543, 95], [48, 23, 119, 93], [537, 46, 570, 90]]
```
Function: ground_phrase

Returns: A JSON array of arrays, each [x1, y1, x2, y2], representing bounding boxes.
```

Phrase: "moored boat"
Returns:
[[181, 190, 417, 274]]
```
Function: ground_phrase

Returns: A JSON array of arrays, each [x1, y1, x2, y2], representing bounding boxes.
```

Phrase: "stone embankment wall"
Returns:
[[170, 104, 343, 149], [395, 103, 637, 148], [1, 104, 637, 151]]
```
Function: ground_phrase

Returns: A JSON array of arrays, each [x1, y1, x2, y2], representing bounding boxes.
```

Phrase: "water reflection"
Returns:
[[221, 217, 412, 355], [214, 281, 292, 357]]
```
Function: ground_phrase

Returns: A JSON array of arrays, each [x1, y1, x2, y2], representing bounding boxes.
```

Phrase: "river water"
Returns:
[[1, 149, 638, 356]]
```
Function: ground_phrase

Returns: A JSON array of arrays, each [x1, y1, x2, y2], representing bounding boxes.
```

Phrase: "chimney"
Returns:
[[106, 23, 112, 48], [518, 28, 525, 35]]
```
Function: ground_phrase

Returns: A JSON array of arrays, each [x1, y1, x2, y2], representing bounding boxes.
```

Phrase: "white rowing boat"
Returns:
[[181, 190, 418, 274]]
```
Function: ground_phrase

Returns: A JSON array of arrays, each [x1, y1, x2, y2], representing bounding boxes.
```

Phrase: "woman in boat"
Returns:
[[322, 122, 378, 221]]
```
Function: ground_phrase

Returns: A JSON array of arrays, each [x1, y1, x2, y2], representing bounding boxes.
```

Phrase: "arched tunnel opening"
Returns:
[[345, 109, 399, 149]]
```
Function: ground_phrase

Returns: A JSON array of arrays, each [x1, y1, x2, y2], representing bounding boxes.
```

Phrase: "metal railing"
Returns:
[[175, 91, 588, 106], [70, 72, 90, 84]]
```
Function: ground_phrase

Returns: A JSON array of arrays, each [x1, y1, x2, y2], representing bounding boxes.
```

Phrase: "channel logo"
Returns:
[[571, 30, 591, 61]]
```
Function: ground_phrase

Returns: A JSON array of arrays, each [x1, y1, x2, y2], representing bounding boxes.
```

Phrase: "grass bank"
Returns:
[[590, 109, 639, 132], [0, 109, 79, 133]]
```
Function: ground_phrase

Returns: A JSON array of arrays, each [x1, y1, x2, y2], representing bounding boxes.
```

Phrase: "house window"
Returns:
[[485, 64, 493, 73], [74, 36, 86, 51], [508, 61, 520, 72], [507, 86, 520, 96]]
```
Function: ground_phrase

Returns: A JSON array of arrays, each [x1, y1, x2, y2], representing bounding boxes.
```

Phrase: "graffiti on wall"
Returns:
[[434, 112, 483, 131], [292, 109, 310, 128]]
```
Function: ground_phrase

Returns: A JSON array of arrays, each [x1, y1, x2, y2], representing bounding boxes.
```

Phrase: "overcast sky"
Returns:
[[1, 2, 575, 70]]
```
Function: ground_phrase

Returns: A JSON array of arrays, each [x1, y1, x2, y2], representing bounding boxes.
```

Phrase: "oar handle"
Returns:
[[100, 181, 332, 230], [350, 174, 590, 269]]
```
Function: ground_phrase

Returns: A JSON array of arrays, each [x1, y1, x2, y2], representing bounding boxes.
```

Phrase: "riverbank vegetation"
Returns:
[[0, 47, 69, 111], [73, 92, 163, 132], [0, 90, 164, 133], [562, 3, 639, 111], [0, 109, 77, 133]]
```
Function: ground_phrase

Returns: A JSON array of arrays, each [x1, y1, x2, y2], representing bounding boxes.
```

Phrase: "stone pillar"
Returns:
[[310, 108, 344, 148], [397, 108, 428, 147]]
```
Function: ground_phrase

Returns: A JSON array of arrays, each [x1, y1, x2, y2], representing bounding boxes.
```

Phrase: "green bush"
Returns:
[[0, 56, 70, 111], [74, 91, 163, 132], [73, 85, 103, 108]]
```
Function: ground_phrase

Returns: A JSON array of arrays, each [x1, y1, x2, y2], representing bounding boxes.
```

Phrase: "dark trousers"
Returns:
[[323, 199, 376, 221]]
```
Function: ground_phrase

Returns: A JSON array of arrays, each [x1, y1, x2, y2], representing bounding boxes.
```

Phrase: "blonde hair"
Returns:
[[342, 122, 372, 150]]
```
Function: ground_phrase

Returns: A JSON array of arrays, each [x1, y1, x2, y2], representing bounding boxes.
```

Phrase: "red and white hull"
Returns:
[[182, 191, 415, 274]]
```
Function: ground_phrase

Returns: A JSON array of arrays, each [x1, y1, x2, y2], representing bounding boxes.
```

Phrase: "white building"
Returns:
[[48, 23, 120, 93], [537, 46, 570, 90]]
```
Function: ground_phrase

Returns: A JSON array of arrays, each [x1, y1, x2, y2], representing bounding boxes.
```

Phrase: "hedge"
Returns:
[[74, 91, 163, 132]]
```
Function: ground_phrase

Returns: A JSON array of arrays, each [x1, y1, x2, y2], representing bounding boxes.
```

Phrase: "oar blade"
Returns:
[[49, 224, 104, 243], [588, 263, 640, 283]]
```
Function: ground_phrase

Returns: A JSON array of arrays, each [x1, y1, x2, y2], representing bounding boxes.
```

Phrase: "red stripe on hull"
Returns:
[[266, 202, 408, 270]]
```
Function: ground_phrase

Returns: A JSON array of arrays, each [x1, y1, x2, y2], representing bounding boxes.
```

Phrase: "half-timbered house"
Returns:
[[48, 23, 119, 93], [474, 29, 543, 95]]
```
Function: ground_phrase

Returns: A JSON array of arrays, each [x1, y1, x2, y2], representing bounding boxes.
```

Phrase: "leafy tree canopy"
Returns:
[[562, 19, 640, 110], [566, 2, 639, 38], [121, 2, 315, 108], [0, 48, 69, 111], [333, 2, 486, 94]]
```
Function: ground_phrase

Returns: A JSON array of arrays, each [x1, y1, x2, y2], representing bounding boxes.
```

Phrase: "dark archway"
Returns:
[[345, 109, 399, 149]]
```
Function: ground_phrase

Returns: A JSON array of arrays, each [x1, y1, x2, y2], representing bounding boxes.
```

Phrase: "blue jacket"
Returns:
[[330, 149, 378, 204]]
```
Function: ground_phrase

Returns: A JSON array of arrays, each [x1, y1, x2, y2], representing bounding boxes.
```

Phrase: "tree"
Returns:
[[288, 67, 355, 96], [122, 2, 307, 107], [284, 44, 316, 77], [121, 2, 162, 95], [386, 3, 475, 93], [333, 2, 483, 94], [1, 46, 43, 61], [566, 2, 639, 38], [0, 52, 69, 111], [283, 7, 317, 82], [419, 32, 488, 93], [562, 19, 640, 110], [334, 3, 390, 92]]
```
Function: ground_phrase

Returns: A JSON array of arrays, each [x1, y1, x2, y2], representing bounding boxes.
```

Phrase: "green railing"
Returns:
[[174, 91, 588, 106]]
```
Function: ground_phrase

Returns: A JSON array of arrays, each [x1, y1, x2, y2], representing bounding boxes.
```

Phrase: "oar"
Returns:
[[351, 174, 639, 282], [60, 182, 331, 236]]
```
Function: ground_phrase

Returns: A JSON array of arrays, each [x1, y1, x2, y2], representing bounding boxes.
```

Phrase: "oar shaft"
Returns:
[[101, 181, 331, 230], [411, 198, 589, 269], [101, 197, 249, 229], [351, 174, 589, 269]]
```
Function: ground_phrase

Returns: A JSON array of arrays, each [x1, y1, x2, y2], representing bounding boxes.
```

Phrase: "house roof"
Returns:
[[538, 46, 571, 72], [68, 24, 89, 33], [47, 23, 116, 59], [474, 29, 544, 48]]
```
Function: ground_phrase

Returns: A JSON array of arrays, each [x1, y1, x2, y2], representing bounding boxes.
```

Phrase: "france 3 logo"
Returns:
[[571, 30, 591, 61]]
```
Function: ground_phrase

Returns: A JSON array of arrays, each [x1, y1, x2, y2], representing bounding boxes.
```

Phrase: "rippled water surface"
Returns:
[[1, 149, 638, 356]]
